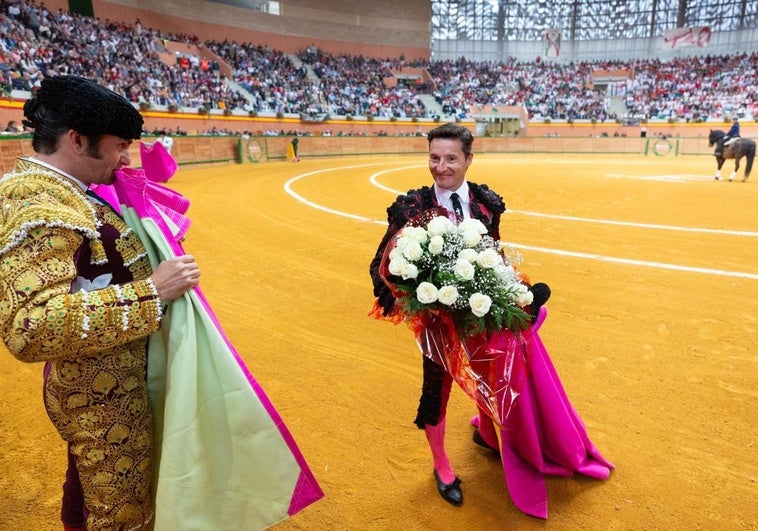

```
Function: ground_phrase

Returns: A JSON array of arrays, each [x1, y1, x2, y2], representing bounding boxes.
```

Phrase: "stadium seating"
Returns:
[[1, 0, 755, 130]]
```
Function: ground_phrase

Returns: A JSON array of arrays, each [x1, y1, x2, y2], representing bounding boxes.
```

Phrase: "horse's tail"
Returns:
[[745, 141, 756, 177]]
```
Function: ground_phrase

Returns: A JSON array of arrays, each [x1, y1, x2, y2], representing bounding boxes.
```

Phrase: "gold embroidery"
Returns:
[[1, 159, 161, 527], [1, 160, 100, 256]]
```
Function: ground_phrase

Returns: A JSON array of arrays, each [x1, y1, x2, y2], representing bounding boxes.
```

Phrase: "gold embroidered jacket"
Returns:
[[0, 158, 162, 362]]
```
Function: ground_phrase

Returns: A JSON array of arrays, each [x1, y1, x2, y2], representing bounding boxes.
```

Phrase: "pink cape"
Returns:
[[140, 140, 177, 183], [472, 307, 614, 519]]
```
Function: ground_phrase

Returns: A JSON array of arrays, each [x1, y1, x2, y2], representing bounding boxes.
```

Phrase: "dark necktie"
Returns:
[[450, 192, 464, 221], [85, 188, 105, 203], [86, 189, 123, 219]]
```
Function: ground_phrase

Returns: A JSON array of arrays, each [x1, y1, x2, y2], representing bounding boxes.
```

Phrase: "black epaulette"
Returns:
[[470, 182, 506, 214], [387, 186, 437, 224]]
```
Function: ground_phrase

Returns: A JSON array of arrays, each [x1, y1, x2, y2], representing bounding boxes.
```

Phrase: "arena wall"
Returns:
[[4, 95, 755, 152], [4, 121, 757, 176]]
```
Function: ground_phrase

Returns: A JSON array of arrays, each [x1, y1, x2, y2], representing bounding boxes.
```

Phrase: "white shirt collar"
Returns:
[[435, 181, 470, 219], [25, 157, 89, 192]]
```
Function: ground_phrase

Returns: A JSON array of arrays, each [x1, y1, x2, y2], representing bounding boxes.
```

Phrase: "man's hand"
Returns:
[[378, 288, 397, 316], [529, 282, 551, 320], [150, 255, 200, 301]]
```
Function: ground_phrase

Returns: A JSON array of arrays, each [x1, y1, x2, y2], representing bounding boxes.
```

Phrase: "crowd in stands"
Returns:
[[0, 0, 248, 111], [611, 55, 757, 122], [205, 39, 318, 115], [297, 45, 428, 119], [2, 0, 757, 131], [428, 57, 614, 121]]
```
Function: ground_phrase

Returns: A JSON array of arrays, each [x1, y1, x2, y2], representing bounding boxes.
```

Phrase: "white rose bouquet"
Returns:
[[382, 211, 534, 337]]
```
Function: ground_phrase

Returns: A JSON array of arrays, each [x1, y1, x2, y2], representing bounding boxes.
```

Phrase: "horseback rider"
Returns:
[[715, 117, 740, 156]]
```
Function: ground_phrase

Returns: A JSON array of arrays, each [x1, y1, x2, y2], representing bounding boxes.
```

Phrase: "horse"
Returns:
[[708, 129, 755, 182]]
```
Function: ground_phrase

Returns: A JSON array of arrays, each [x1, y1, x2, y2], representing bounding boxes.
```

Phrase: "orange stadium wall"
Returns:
[[4, 121, 757, 176], [47, 0, 431, 61]]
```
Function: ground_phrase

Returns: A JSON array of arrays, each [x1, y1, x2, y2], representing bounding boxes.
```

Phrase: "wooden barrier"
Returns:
[[0, 135, 241, 175], [1, 131, 752, 175], [0, 136, 36, 173]]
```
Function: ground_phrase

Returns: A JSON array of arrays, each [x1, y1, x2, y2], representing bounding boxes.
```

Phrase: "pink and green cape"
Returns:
[[94, 165, 323, 529]]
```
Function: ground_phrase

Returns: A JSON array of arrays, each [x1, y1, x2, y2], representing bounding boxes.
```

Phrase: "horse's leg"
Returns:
[[715, 157, 725, 180], [729, 157, 740, 182]]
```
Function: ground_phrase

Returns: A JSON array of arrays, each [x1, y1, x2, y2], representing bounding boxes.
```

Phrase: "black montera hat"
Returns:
[[23, 75, 143, 140]]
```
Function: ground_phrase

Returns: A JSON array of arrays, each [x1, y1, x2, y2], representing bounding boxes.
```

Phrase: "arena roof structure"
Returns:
[[431, 0, 758, 61]]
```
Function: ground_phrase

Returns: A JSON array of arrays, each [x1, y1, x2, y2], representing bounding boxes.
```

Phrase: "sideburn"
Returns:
[[83, 139, 104, 160]]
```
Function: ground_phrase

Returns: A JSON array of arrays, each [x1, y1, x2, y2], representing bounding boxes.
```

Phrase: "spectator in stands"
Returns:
[[7, 1, 21, 19], [2, 119, 25, 134]]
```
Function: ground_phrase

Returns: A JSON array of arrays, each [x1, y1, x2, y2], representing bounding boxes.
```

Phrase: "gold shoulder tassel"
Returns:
[[89, 238, 108, 265]]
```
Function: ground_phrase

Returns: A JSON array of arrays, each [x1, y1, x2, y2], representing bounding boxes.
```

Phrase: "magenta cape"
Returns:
[[139, 141, 177, 183], [93, 168, 323, 529], [473, 307, 614, 519]]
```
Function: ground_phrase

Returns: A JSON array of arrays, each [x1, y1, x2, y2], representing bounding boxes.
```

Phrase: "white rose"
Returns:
[[401, 262, 419, 280], [427, 216, 455, 237], [453, 259, 475, 280], [476, 248, 502, 269], [458, 218, 487, 235], [389, 247, 401, 260], [513, 284, 534, 307], [497, 265, 520, 284], [428, 235, 445, 255], [388, 256, 408, 276], [416, 282, 439, 304], [402, 240, 424, 261], [438, 285, 459, 306], [462, 229, 482, 247], [469, 293, 492, 317], [407, 226, 428, 244], [395, 235, 411, 251], [458, 248, 478, 263]]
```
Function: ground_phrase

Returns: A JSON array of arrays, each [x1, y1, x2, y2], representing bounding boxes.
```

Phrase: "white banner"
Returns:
[[544, 28, 562, 58], [663, 26, 712, 49]]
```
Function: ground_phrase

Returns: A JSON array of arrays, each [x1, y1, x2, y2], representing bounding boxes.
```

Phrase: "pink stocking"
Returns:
[[424, 416, 455, 484]]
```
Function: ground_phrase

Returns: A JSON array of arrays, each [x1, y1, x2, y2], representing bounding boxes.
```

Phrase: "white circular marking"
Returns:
[[283, 162, 758, 279]]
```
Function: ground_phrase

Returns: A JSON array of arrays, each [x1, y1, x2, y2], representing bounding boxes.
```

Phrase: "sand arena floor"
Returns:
[[1, 153, 756, 530]]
